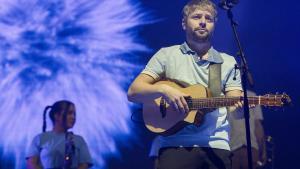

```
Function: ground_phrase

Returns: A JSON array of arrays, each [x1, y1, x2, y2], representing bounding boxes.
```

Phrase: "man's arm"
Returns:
[[225, 89, 243, 113], [127, 73, 189, 114], [26, 156, 42, 169], [78, 163, 89, 169], [127, 73, 163, 103]]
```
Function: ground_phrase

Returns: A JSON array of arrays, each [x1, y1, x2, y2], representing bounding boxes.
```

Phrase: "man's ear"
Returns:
[[182, 18, 186, 30]]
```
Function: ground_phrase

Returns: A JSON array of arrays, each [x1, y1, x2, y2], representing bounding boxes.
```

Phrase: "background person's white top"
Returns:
[[26, 131, 93, 168], [228, 90, 264, 151], [141, 42, 243, 157]]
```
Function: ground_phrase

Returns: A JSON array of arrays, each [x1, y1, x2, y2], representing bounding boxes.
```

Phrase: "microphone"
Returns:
[[219, 0, 240, 10], [64, 131, 75, 169]]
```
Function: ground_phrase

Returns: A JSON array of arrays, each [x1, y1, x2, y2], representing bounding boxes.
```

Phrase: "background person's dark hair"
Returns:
[[42, 100, 75, 132]]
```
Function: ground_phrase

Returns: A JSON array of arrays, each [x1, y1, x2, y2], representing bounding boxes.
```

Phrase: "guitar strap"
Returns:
[[208, 63, 222, 97], [193, 63, 222, 126]]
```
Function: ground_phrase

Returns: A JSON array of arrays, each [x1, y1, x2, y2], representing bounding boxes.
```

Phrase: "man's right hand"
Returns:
[[159, 84, 190, 114]]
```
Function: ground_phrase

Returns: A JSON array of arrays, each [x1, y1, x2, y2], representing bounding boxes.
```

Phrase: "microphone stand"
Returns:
[[219, 2, 255, 169]]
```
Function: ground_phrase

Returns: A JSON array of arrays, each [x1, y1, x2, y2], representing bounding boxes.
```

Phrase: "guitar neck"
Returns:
[[188, 96, 273, 109]]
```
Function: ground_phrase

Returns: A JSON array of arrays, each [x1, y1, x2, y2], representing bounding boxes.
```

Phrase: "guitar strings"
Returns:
[[183, 96, 281, 109]]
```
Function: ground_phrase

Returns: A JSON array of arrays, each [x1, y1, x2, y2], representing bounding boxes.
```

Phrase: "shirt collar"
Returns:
[[180, 42, 224, 64]]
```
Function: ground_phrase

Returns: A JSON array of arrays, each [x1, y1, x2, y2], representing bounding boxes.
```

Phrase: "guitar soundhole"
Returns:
[[160, 98, 167, 118], [184, 96, 192, 108]]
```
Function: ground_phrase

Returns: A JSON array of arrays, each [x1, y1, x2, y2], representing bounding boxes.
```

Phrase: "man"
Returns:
[[128, 0, 243, 168], [229, 90, 267, 169]]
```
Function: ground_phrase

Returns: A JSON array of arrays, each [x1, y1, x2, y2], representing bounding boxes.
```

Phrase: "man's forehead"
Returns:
[[189, 6, 215, 16]]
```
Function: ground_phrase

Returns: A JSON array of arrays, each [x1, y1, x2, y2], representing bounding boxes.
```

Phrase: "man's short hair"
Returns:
[[182, 0, 217, 20]]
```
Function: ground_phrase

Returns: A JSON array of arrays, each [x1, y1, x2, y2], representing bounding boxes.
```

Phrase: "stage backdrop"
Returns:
[[0, 0, 299, 169]]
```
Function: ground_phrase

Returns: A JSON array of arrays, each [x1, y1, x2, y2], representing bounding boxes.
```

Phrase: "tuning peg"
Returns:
[[281, 92, 292, 106]]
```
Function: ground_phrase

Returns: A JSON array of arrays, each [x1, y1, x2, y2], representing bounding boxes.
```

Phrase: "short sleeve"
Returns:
[[141, 48, 167, 80], [26, 135, 41, 159], [77, 136, 93, 167], [224, 59, 243, 92]]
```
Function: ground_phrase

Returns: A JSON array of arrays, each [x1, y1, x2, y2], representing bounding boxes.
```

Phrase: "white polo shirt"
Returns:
[[141, 42, 242, 157]]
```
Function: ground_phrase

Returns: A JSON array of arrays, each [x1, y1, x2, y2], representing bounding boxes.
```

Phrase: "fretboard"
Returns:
[[187, 96, 275, 109]]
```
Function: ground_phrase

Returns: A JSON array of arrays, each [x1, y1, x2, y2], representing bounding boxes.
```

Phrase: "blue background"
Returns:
[[0, 0, 299, 169]]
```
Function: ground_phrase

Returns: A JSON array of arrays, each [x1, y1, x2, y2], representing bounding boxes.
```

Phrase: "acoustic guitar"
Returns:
[[142, 81, 291, 136]]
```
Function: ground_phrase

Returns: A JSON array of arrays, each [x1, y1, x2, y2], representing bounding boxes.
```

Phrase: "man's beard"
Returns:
[[191, 30, 212, 43]]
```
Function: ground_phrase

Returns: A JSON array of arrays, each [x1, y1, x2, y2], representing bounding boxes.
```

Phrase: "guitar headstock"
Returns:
[[262, 93, 291, 107]]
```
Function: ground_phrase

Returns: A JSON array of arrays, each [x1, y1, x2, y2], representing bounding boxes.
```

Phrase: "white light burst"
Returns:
[[0, 0, 148, 168]]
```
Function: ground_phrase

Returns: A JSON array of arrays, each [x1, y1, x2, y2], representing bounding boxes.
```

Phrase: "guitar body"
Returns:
[[142, 81, 291, 136], [143, 81, 211, 136]]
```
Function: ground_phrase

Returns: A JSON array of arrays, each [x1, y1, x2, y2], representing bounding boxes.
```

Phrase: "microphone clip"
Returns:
[[218, 0, 240, 10]]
